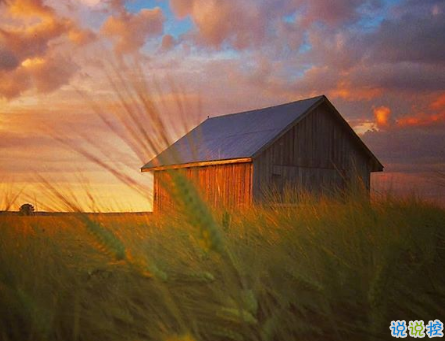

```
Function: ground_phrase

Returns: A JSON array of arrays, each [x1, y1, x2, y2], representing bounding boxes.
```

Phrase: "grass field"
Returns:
[[1, 191, 444, 341]]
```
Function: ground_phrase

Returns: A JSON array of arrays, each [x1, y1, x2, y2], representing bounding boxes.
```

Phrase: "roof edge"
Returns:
[[251, 95, 384, 172], [251, 95, 325, 158], [207, 95, 325, 121], [141, 157, 252, 172], [321, 97, 384, 172]]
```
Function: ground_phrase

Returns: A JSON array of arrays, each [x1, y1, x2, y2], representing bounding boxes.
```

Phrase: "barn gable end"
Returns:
[[252, 101, 377, 201]]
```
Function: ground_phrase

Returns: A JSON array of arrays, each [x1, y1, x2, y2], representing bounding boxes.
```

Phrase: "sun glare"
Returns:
[[21, 57, 45, 68]]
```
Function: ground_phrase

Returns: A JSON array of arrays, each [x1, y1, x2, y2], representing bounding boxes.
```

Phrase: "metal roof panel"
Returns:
[[142, 96, 324, 169]]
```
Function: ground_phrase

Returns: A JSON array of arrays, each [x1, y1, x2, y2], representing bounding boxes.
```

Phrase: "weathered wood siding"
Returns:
[[253, 103, 372, 202], [153, 162, 253, 213]]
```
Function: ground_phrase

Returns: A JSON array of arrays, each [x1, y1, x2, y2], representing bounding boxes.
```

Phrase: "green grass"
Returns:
[[1, 193, 444, 341]]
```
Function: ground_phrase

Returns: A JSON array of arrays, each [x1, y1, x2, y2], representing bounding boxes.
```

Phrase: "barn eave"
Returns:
[[141, 157, 252, 172]]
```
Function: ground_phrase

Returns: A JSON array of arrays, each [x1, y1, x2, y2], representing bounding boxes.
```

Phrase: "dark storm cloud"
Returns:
[[350, 63, 445, 93], [364, 9, 445, 65], [275, 0, 445, 98]]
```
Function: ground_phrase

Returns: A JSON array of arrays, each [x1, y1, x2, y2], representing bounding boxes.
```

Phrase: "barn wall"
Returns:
[[153, 162, 253, 213], [253, 103, 371, 202]]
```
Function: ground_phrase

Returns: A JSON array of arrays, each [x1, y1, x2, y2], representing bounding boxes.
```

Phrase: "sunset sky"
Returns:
[[1, 0, 444, 211]]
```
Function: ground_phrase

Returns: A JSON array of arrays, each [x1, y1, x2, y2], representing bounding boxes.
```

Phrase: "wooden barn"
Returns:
[[141, 95, 383, 212]]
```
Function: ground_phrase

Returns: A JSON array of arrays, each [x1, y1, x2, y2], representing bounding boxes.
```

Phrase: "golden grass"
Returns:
[[1, 194, 445, 341]]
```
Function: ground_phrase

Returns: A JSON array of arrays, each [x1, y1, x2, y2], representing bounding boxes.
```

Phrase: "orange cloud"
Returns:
[[330, 80, 382, 101], [101, 8, 164, 55], [396, 93, 445, 127], [68, 27, 95, 46], [28, 55, 79, 93], [374, 106, 391, 128], [397, 111, 445, 127], [1, 17, 69, 60], [0, 0, 94, 99], [431, 92, 445, 110], [169, 0, 265, 49], [0, 54, 78, 99], [169, 0, 191, 18], [7, 0, 53, 18], [0, 68, 30, 99]]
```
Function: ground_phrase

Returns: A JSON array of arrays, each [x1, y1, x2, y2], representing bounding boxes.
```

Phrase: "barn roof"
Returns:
[[141, 95, 383, 172]]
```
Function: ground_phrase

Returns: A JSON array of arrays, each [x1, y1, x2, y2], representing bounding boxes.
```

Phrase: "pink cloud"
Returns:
[[169, 0, 268, 49], [169, 0, 382, 50], [101, 7, 164, 55], [0, 0, 95, 99], [160, 34, 175, 51], [297, 0, 382, 27]]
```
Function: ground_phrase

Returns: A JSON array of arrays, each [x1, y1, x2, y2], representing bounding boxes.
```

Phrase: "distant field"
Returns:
[[0, 211, 152, 217], [1, 195, 444, 341]]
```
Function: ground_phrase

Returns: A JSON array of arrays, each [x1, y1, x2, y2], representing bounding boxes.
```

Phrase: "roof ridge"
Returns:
[[207, 95, 325, 120]]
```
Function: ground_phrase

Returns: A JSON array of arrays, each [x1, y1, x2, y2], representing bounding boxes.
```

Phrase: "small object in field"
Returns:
[[19, 203, 35, 216]]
